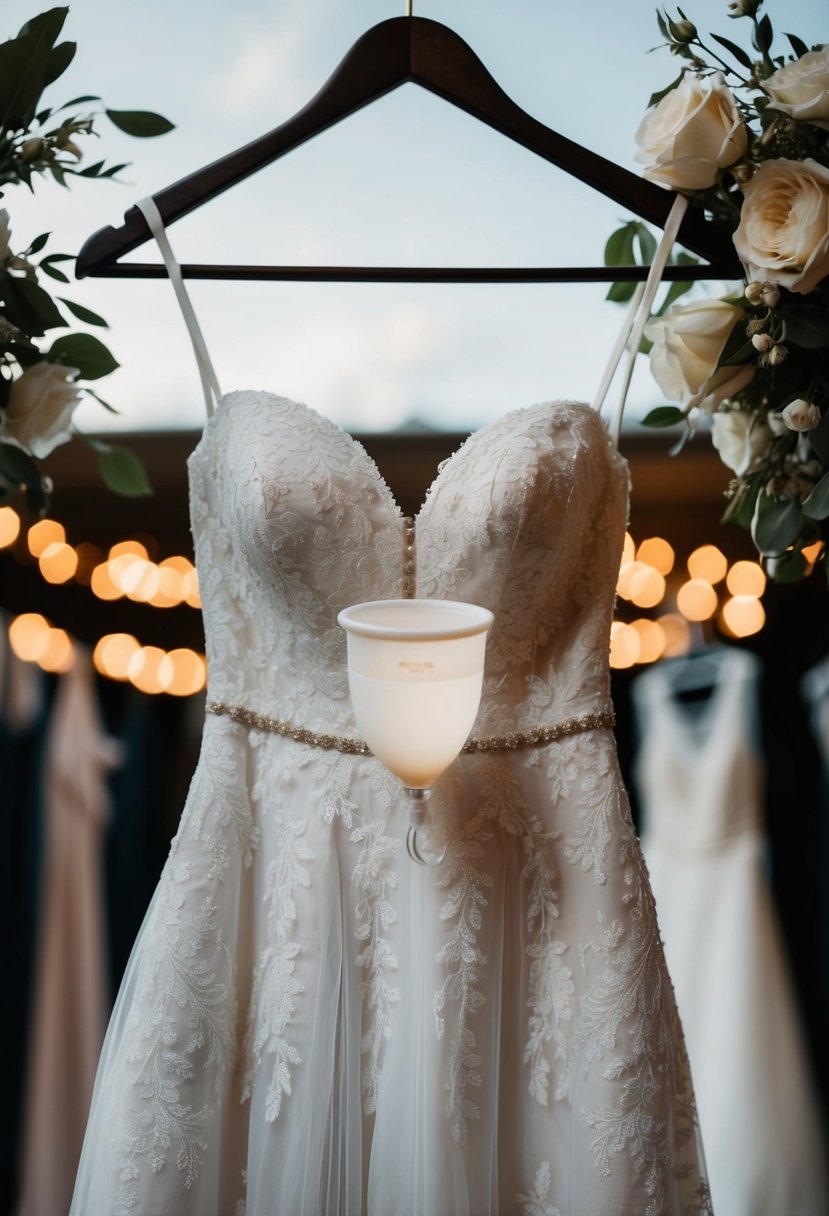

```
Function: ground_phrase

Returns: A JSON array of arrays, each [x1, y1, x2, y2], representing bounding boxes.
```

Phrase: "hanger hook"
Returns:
[[406, 0, 413, 14]]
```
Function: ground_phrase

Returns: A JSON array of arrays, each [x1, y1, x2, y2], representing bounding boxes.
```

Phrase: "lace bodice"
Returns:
[[189, 393, 628, 736]]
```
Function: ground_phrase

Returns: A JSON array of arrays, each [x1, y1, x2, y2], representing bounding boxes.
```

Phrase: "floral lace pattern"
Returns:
[[71, 393, 710, 1216]]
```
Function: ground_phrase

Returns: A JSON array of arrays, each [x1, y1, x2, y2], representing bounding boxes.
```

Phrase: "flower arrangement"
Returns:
[[0, 7, 172, 513], [606, 1, 829, 582]]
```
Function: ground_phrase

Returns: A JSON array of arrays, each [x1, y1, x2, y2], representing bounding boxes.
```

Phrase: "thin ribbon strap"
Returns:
[[592, 279, 647, 417], [136, 197, 221, 419], [608, 193, 689, 447]]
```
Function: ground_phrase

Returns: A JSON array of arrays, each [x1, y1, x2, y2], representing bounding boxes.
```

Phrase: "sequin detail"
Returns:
[[206, 699, 615, 755]]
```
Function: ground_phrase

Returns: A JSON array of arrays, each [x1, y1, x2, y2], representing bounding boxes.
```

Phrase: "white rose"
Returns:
[[0, 210, 10, 262], [634, 71, 748, 190], [781, 398, 821, 431], [733, 158, 829, 294], [2, 362, 81, 458], [711, 410, 774, 476], [645, 297, 755, 411], [764, 46, 829, 131]]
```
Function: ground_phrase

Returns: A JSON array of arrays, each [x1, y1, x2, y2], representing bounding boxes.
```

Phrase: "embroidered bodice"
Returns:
[[189, 392, 628, 736]]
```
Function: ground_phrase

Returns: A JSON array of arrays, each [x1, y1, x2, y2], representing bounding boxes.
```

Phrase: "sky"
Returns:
[[4, 0, 828, 436]]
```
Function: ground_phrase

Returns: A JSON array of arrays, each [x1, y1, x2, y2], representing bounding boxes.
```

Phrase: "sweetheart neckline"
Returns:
[[189, 392, 623, 525]]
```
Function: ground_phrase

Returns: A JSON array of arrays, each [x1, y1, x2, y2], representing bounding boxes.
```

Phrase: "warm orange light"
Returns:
[[148, 564, 184, 607], [93, 633, 141, 680], [609, 621, 641, 669], [124, 561, 161, 603], [8, 613, 51, 662], [109, 539, 148, 562], [127, 645, 168, 695], [617, 560, 647, 600], [676, 579, 718, 621], [721, 596, 766, 638], [90, 562, 124, 601], [182, 567, 201, 609], [630, 618, 667, 664], [802, 541, 823, 565], [629, 566, 667, 609], [636, 536, 675, 576], [163, 649, 207, 696], [27, 518, 65, 557], [725, 560, 766, 598], [0, 506, 20, 548], [687, 544, 727, 585], [620, 532, 636, 568], [657, 613, 691, 658], [38, 541, 78, 584], [38, 628, 75, 673]]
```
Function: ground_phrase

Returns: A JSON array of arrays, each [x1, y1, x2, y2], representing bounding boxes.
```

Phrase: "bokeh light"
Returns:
[[0, 506, 21, 548], [636, 536, 674, 576], [687, 544, 727, 584], [725, 560, 766, 598], [27, 518, 64, 557], [676, 579, 718, 622], [8, 613, 51, 663], [721, 596, 766, 638]]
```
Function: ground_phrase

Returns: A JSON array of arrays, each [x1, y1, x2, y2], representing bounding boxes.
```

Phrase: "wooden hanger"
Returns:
[[76, 15, 740, 284]]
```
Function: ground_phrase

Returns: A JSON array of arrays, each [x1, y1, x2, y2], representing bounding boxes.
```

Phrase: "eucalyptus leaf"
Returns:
[[98, 446, 152, 497], [604, 225, 635, 268], [0, 441, 42, 488], [105, 108, 174, 137], [55, 93, 100, 110], [751, 492, 802, 555], [768, 550, 807, 583], [802, 471, 829, 520], [58, 297, 108, 327], [48, 333, 118, 379], [0, 29, 50, 132], [753, 14, 773, 54], [642, 406, 685, 428], [607, 280, 639, 303], [648, 71, 686, 109]]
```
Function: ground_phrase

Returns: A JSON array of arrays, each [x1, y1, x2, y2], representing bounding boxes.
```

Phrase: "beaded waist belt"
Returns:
[[206, 699, 614, 756]]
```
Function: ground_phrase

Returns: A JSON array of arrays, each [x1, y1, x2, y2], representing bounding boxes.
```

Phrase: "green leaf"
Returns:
[[26, 232, 51, 255], [642, 405, 686, 428], [769, 550, 808, 583], [1, 9, 68, 129], [751, 492, 802, 555], [78, 159, 106, 178], [105, 109, 174, 137], [48, 333, 118, 379], [782, 306, 829, 349], [716, 317, 752, 368], [39, 263, 70, 283], [0, 441, 42, 488], [648, 71, 686, 109], [802, 471, 829, 520], [722, 474, 762, 528], [99, 162, 129, 179], [55, 93, 100, 110], [710, 32, 753, 68], [98, 446, 152, 496], [25, 482, 49, 517], [4, 275, 67, 335], [753, 13, 773, 54], [57, 297, 108, 327], [604, 225, 636, 267], [785, 32, 808, 58], [84, 386, 118, 413], [43, 39, 75, 85], [634, 224, 657, 266]]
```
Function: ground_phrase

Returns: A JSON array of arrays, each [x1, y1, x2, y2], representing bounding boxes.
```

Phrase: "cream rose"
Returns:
[[764, 46, 829, 131], [711, 410, 774, 476], [734, 158, 829, 294], [0, 210, 10, 262], [645, 297, 755, 411], [2, 362, 81, 458], [634, 71, 748, 190], [782, 398, 821, 431]]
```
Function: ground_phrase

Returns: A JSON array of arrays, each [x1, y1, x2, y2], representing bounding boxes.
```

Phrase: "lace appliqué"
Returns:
[[517, 1161, 562, 1216]]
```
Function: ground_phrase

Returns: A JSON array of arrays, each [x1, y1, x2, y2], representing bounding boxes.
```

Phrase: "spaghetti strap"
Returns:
[[593, 193, 689, 447], [136, 197, 221, 419]]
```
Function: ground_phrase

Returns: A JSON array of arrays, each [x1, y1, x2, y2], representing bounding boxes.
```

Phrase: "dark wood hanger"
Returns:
[[76, 15, 740, 283]]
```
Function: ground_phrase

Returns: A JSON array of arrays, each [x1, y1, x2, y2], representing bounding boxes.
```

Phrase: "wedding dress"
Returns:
[[70, 199, 711, 1216], [634, 650, 828, 1216]]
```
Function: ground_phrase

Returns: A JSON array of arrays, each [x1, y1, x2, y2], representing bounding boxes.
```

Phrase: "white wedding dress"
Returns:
[[70, 201, 711, 1216], [634, 650, 828, 1216]]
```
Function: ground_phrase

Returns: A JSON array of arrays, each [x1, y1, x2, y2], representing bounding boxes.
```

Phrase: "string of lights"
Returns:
[[2, 501, 792, 687]]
